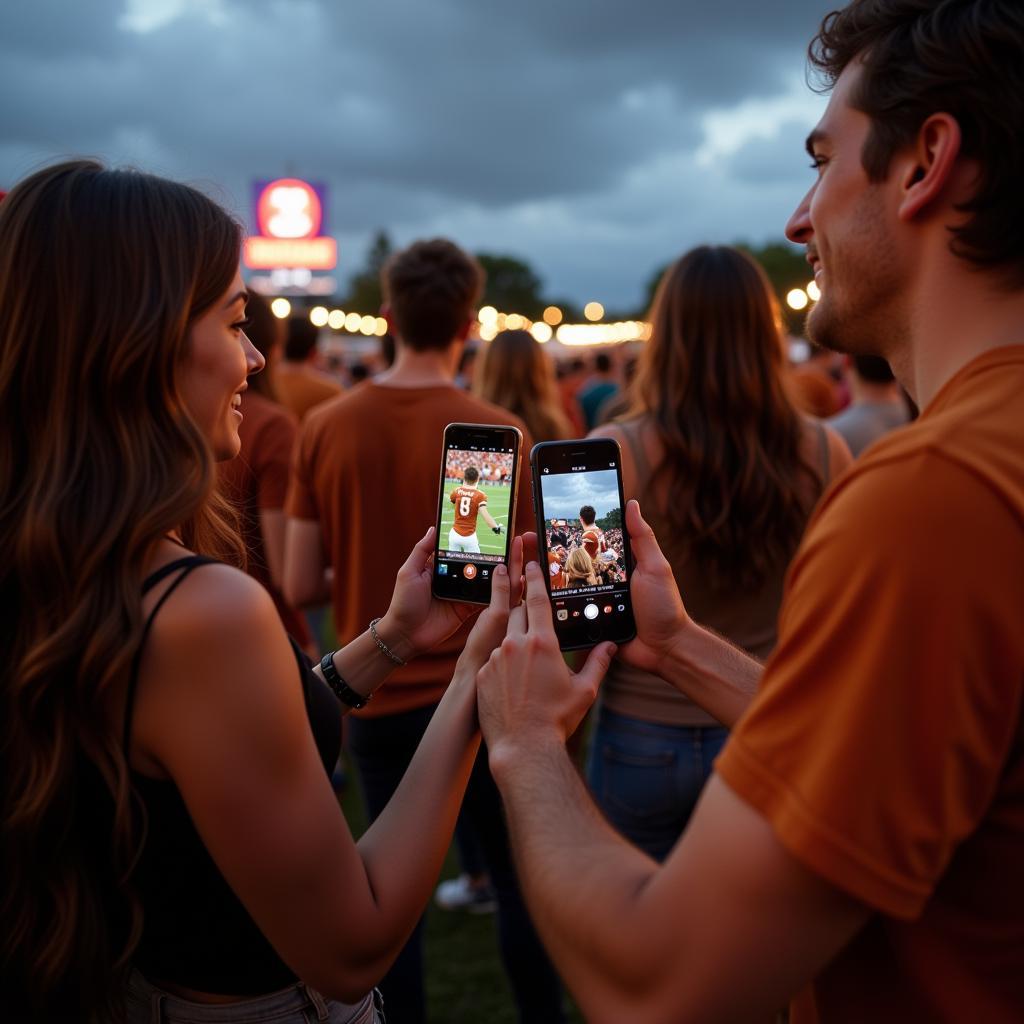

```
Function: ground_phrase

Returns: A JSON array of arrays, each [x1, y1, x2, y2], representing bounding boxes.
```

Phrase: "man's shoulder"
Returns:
[[799, 421, 1023, 595]]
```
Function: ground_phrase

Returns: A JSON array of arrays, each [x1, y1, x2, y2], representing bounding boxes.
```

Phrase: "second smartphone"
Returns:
[[532, 437, 637, 650], [432, 422, 523, 605]]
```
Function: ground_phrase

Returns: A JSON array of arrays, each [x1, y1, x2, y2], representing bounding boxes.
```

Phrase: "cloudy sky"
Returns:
[[540, 469, 620, 522], [2, 0, 837, 309]]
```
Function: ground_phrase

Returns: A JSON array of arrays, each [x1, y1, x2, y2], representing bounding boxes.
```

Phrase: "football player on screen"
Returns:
[[448, 465, 504, 553]]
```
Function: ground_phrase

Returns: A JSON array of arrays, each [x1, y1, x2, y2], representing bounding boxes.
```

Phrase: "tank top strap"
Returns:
[[124, 555, 219, 752], [618, 418, 654, 495], [815, 418, 831, 482]]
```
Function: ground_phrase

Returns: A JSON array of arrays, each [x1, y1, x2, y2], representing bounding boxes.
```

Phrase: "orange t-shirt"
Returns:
[[717, 346, 1024, 1020], [286, 382, 533, 717], [581, 525, 605, 560], [547, 550, 566, 591], [218, 391, 311, 647], [450, 485, 487, 536], [274, 363, 342, 422]]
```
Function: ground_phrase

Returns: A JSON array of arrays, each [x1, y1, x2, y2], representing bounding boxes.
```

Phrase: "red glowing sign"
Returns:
[[256, 178, 322, 239], [246, 177, 336, 271]]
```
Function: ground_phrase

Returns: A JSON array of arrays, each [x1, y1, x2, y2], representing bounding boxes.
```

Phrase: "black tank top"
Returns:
[[125, 556, 341, 993]]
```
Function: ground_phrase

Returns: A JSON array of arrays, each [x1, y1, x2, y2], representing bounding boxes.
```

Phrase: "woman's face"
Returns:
[[180, 268, 264, 461]]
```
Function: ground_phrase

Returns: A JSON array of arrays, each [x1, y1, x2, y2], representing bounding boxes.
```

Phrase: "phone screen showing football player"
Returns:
[[432, 423, 523, 605], [531, 438, 636, 650]]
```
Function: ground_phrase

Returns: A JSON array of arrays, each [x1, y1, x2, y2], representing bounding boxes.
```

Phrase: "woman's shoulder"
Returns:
[[144, 553, 281, 644]]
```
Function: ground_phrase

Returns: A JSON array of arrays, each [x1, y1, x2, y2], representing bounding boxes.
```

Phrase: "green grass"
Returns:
[[338, 750, 585, 1024], [438, 481, 512, 556]]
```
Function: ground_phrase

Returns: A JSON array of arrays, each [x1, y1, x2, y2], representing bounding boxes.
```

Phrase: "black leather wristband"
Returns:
[[320, 652, 371, 709]]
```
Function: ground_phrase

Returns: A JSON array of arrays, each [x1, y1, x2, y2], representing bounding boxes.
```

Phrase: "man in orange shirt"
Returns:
[[448, 465, 503, 553], [284, 238, 564, 1023], [275, 316, 342, 421], [473, 2, 1024, 1021]]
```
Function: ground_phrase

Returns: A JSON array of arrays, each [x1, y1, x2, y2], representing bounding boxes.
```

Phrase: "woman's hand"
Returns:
[[477, 560, 616, 762], [378, 528, 526, 663], [618, 500, 693, 673]]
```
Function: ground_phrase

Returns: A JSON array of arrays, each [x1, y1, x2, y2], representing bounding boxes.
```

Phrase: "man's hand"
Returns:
[[477, 560, 616, 766], [618, 499, 693, 674], [377, 526, 480, 661], [453, 535, 524, 680]]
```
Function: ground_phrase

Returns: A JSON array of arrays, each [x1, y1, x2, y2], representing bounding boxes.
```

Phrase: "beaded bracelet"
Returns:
[[320, 652, 371, 710]]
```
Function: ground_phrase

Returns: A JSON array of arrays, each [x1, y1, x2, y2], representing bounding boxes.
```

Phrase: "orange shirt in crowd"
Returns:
[[450, 485, 487, 536], [286, 382, 533, 718], [717, 346, 1024, 1021], [219, 391, 312, 647], [547, 550, 566, 592], [274, 362, 342, 422], [581, 525, 606, 560]]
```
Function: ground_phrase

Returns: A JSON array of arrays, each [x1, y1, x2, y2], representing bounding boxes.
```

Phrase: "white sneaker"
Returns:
[[434, 874, 497, 914]]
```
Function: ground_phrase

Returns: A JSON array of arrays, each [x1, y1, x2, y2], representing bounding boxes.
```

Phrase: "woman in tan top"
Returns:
[[589, 245, 850, 861]]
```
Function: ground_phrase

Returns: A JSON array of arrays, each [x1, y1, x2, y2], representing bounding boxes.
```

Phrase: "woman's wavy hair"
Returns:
[[0, 160, 244, 1021], [565, 548, 598, 586], [474, 329, 574, 443], [623, 245, 820, 591]]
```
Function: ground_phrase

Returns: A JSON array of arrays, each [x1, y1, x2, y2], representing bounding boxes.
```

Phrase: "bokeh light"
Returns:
[[270, 298, 291, 319], [309, 306, 329, 327], [786, 288, 809, 311], [584, 301, 604, 322]]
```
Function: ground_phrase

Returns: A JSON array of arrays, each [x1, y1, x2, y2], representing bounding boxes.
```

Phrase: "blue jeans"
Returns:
[[347, 705, 565, 1024], [123, 970, 382, 1023], [587, 707, 729, 862]]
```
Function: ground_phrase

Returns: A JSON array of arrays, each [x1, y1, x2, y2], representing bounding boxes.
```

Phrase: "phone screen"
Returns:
[[432, 423, 522, 605], [533, 438, 636, 650]]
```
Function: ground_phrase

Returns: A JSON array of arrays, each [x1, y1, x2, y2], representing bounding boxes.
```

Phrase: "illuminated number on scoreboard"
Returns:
[[459, 496, 472, 517]]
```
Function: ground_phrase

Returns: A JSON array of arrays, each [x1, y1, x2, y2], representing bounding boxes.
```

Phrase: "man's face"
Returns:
[[785, 62, 908, 357]]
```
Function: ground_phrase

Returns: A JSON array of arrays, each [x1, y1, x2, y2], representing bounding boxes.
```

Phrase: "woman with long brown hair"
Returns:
[[0, 160, 517, 1023], [474, 328, 575, 442], [588, 245, 851, 861]]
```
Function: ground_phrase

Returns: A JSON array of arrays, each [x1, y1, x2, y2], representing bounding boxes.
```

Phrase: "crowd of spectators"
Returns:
[[3, 4, 1022, 1022]]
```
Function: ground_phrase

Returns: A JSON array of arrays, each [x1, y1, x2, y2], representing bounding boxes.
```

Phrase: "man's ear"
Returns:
[[897, 112, 963, 222]]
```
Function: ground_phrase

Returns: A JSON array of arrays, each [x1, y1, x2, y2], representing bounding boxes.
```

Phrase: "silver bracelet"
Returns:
[[369, 617, 407, 666]]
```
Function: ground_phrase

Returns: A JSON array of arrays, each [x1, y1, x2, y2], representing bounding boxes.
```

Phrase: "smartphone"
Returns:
[[531, 438, 637, 650], [432, 422, 523, 604]]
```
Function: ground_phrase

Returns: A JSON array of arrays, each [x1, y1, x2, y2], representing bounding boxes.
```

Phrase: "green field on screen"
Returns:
[[438, 481, 512, 556]]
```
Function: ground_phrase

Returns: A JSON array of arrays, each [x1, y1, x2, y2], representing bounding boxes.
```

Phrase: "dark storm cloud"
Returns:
[[0, 0, 838, 304]]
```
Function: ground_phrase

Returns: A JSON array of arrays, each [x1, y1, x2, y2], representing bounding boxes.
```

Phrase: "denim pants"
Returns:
[[123, 970, 383, 1024], [587, 706, 729, 863], [347, 704, 565, 1024]]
